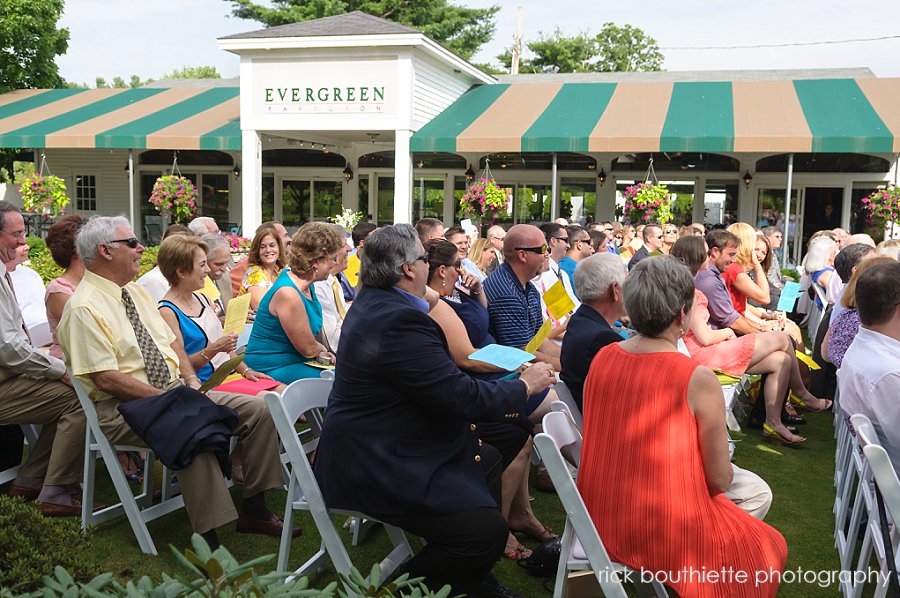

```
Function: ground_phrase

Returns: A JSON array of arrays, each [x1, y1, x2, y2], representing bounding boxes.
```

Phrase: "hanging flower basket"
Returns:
[[861, 185, 900, 236], [459, 177, 509, 222], [623, 182, 673, 224], [19, 175, 68, 217], [148, 175, 198, 223]]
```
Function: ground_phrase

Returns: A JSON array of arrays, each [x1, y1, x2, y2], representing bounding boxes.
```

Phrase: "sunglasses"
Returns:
[[108, 237, 140, 248], [516, 244, 549, 255], [551, 236, 569, 243], [665, 229, 677, 234], [413, 253, 429, 263]]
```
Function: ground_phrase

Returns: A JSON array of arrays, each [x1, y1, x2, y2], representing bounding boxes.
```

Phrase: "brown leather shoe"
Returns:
[[8, 483, 40, 501], [533, 466, 555, 493], [235, 513, 301, 538], [38, 500, 82, 518]]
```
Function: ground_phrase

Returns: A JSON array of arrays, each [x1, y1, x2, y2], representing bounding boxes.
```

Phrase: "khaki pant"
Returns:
[[726, 464, 773, 520], [0, 375, 85, 486], [95, 391, 284, 533]]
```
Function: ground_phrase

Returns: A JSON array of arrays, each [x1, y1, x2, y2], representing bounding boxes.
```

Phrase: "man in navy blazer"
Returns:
[[314, 224, 555, 597], [559, 253, 627, 411]]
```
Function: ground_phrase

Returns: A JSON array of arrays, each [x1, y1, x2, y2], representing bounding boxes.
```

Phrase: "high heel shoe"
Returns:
[[763, 422, 806, 444], [789, 392, 832, 413]]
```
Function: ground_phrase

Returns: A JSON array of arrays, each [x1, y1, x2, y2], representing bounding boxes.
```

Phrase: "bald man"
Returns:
[[484, 224, 561, 371]]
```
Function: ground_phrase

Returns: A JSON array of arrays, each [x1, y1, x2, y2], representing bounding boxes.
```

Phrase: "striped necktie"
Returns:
[[331, 278, 347, 319], [121, 288, 170, 389]]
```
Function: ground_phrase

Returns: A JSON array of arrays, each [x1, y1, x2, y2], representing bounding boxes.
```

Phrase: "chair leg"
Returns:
[[96, 438, 157, 555], [277, 476, 297, 572], [378, 524, 413, 584], [553, 521, 574, 598]]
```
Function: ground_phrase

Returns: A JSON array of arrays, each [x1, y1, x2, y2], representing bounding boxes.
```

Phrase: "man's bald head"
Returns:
[[503, 224, 544, 258]]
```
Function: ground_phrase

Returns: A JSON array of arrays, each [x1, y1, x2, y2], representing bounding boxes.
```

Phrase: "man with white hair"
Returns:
[[485, 225, 506, 274], [559, 253, 626, 410], [188, 217, 219, 236], [58, 216, 290, 549]]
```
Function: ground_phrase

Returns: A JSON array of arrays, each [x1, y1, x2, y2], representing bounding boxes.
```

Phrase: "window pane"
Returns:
[[412, 177, 445, 222], [560, 179, 596, 224], [282, 180, 309, 228], [313, 181, 343, 222], [199, 174, 229, 228], [377, 177, 394, 226]]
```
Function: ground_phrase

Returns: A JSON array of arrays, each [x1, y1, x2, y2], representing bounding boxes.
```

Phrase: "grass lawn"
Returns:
[[6, 406, 843, 597]]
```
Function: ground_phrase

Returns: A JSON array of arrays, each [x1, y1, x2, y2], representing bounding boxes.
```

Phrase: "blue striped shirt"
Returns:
[[484, 262, 543, 348]]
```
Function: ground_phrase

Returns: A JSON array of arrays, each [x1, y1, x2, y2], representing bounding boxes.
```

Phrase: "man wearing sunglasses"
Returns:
[[627, 224, 663, 271], [59, 216, 288, 548], [536, 222, 580, 317], [558, 225, 595, 288], [484, 224, 561, 374]]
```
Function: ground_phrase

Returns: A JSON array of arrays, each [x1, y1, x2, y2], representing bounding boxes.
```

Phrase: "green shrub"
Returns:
[[24, 237, 62, 284], [139, 245, 159, 278], [0, 495, 101, 592], [1, 534, 451, 598]]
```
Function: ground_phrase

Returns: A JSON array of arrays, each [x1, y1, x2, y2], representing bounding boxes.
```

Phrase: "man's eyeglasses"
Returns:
[[108, 237, 140, 248], [604, 227, 613, 232], [413, 253, 429, 263], [551, 236, 569, 244], [515, 245, 549, 255]]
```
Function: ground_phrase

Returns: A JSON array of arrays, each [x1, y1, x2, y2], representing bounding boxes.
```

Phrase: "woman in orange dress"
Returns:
[[578, 256, 787, 597]]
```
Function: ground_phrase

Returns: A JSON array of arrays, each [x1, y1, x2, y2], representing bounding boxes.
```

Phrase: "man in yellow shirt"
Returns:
[[58, 216, 291, 549]]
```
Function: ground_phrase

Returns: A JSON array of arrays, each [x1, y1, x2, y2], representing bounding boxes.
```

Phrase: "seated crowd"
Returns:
[[2, 198, 898, 598]]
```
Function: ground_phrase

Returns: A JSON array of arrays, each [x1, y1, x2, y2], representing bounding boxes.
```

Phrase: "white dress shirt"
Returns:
[[839, 327, 900, 473], [9, 264, 51, 347], [314, 274, 351, 353], [135, 265, 170, 305]]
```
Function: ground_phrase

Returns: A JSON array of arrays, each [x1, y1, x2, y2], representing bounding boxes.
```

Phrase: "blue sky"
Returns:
[[58, 0, 900, 84]]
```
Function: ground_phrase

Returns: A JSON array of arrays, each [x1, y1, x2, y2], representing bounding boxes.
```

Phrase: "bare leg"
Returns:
[[746, 351, 805, 442], [506, 438, 549, 538]]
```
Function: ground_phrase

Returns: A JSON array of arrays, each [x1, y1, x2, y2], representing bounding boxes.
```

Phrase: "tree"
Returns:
[[0, 0, 69, 181], [224, 0, 499, 61], [496, 22, 664, 74], [593, 22, 663, 72], [0, 0, 69, 93], [161, 65, 221, 80]]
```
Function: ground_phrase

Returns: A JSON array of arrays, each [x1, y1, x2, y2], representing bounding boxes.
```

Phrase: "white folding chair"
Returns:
[[860, 422, 900, 598], [72, 375, 186, 555], [0, 424, 41, 485], [535, 411, 668, 598], [263, 379, 412, 587], [551, 379, 583, 430]]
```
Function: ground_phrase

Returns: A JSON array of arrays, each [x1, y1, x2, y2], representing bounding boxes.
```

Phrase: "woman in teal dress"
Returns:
[[244, 222, 347, 382]]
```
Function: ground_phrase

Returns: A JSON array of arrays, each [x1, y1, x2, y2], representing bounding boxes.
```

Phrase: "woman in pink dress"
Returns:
[[671, 236, 830, 444], [44, 215, 87, 361]]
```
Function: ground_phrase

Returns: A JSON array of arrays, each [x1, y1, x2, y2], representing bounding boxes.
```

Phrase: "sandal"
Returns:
[[788, 392, 832, 413], [503, 540, 532, 560], [511, 525, 557, 543], [763, 422, 806, 444]]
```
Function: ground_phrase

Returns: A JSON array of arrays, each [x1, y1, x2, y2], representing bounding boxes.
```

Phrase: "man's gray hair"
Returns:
[[762, 226, 782, 238], [201, 232, 229, 256], [0, 200, 20, 231], [76, 215, 131, 266], [487, 225, 505, 240], [574, 253, 627, 302], [360, 223, 420, 289], [188, 217, 216, 235], [623, 256, 695, 338]]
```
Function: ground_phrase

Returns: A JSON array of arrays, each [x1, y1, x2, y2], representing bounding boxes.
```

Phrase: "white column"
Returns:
[[127, 149, 135, 229], [393, 130, 413, 224], [241, 130, 262, 235], [550, 152, 558, 221]]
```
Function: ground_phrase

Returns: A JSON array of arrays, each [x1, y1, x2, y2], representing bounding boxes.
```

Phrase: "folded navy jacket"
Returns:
[[117, 386, 238, 472]]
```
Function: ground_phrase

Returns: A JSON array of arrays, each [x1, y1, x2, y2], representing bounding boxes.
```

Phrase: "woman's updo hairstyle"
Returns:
[[289, 222, 346, 272]]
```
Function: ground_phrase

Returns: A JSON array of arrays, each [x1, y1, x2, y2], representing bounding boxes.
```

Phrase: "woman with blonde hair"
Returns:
[[244, 222, 346, 383], [240, 225, 285, 310], [467, 237, 497, 279], [618, 224, 637, 262]]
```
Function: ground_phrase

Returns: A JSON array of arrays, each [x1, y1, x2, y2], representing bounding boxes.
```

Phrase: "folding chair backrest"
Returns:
[[863, 444, 900, 535], [552, 380, 583, 430], [850, 413, 880, 450], [533, 431, 627, 598], [542, 410, 582, 468]]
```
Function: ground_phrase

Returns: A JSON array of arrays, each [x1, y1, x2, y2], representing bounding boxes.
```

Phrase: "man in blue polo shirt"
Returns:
[[484, 224, 560, 370]]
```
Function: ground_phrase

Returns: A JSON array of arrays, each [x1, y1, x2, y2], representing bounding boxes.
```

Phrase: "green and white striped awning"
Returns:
[[0, 87, 240, 150], [410, 78, 900, 154]]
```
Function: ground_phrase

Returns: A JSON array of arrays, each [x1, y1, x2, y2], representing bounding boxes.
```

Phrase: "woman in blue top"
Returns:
[[245, 222, 346, 383]]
